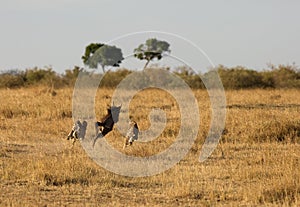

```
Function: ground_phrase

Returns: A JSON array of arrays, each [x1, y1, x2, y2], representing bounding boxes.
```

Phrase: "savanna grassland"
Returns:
[[0, 87, 300, 206]]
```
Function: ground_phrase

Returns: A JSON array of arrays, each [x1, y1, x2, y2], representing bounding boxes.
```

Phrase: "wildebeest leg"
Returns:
[[67, 130, 74, 140], [92, 137, 97, 147], [95, 122, 105, 136], [93, 133, 103, 148], [93, 122, 104, 147], [123, 137, 129, 149], [72, 137, 76, 146]]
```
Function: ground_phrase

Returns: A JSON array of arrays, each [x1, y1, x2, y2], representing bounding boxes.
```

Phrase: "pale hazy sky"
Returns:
[[1, 0, 299, 73]]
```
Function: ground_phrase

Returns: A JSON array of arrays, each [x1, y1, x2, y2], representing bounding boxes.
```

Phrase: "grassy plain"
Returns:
[[0, 87, 300, 206]]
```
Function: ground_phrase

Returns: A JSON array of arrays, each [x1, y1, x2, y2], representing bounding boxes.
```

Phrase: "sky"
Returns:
[[0, 0, 300, 73]]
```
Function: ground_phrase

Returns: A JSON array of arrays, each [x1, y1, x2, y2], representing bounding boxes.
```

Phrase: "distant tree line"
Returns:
[[0, 64, 299, 89], [2, 38, 299, 89], [0, 66, 80, 89], [216, 64, 300, 89]]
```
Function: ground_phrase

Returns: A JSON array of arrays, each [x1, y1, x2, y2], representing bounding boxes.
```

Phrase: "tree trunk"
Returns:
[[143, 60, 150, 70], [101, 64, 106, 73]]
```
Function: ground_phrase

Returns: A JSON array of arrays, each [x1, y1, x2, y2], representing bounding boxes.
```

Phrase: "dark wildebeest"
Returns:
[[93, 104, 122, 147]]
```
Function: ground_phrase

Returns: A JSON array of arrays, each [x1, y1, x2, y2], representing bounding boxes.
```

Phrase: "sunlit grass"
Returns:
[[0, 87, 300, 206]]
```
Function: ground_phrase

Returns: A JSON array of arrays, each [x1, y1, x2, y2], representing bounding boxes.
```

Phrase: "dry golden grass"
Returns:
[[0, 87, 300, 206]]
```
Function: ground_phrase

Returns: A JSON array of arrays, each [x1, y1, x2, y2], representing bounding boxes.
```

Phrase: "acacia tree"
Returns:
[[82, 43, 124, 73], [81, 43, 104, 66], [134, 38, 170, 69]]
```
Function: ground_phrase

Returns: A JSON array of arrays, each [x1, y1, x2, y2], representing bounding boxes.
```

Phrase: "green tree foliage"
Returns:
[[134, 38, 170, 69], [82, 43, 124, 73], [81, 43, 104, 65]]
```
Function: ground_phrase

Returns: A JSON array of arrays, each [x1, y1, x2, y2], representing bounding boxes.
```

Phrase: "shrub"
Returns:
[[268, 64, 300, 88], [62, 66, 81, 87], [100, 69, 131, 88], [217, 65, 264, 89], [0, 73, 25, 88]]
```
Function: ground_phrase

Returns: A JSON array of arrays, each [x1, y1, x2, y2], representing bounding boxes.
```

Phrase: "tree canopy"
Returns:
[[82, 43, 124, 73], [134, 38, 170, 69], [81, 43, 104, 65]]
